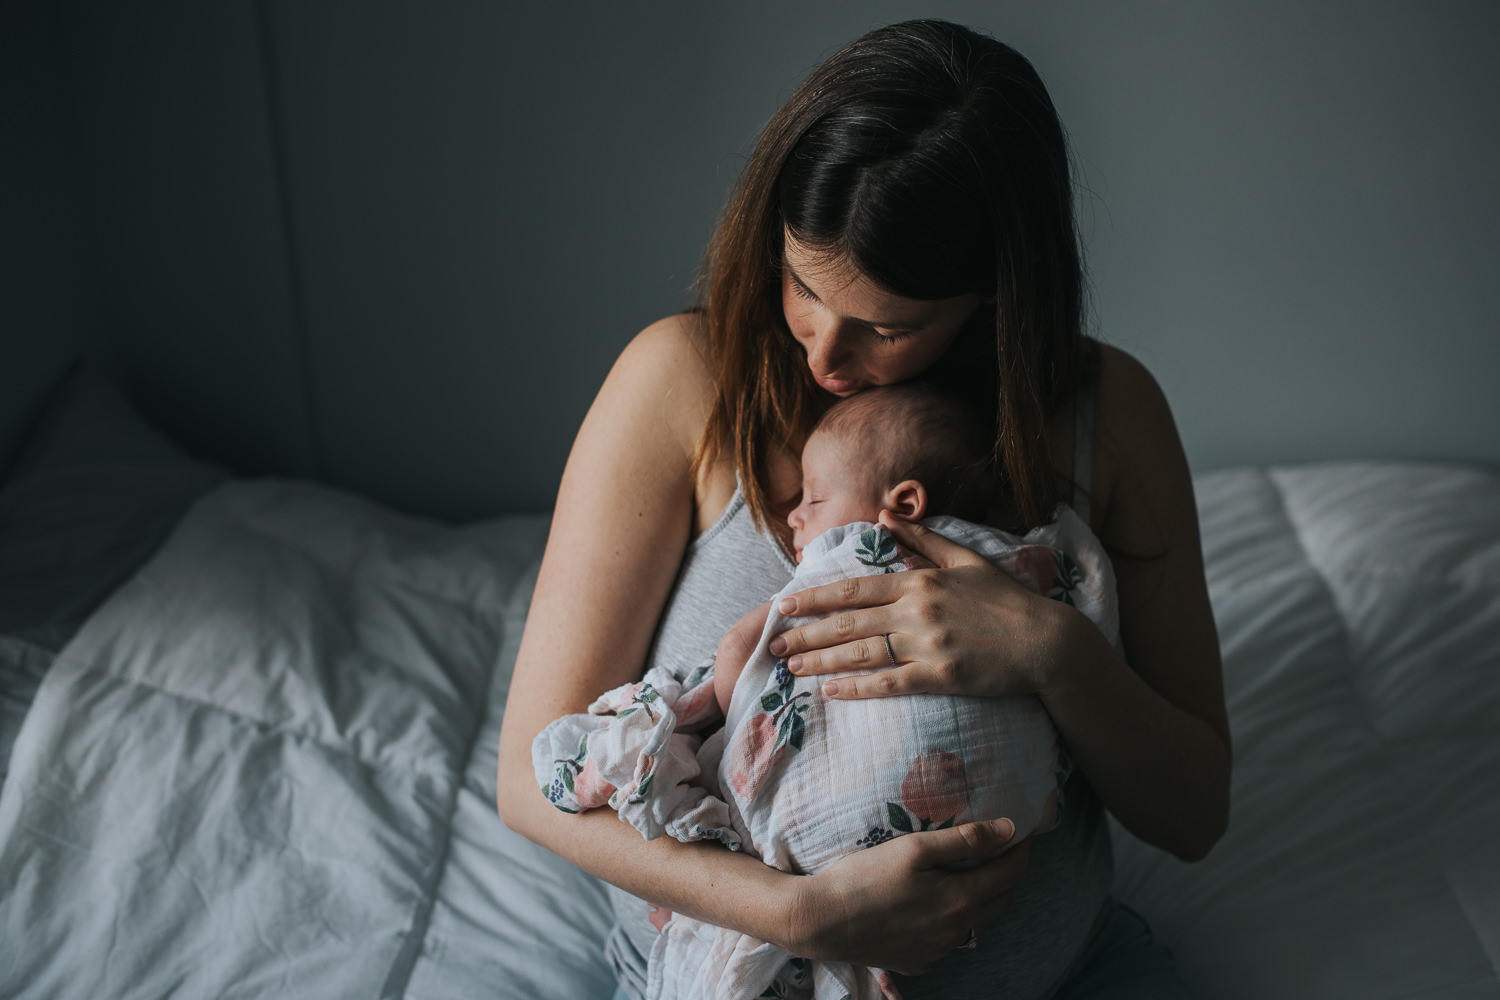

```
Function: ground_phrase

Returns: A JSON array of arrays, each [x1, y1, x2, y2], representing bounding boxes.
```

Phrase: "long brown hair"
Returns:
[[694, 19, 1095, 530]]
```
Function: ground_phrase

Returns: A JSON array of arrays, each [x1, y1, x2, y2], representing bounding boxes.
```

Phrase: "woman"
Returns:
[[497, 19, 1229, 999]]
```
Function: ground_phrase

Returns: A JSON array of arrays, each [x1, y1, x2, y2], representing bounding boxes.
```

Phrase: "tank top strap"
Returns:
[[1072, 380, 1095, 524]]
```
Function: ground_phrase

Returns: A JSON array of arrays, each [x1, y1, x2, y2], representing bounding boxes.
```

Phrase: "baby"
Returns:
[[533, 384, 1118, 1000], [708, 382, 996, 716]]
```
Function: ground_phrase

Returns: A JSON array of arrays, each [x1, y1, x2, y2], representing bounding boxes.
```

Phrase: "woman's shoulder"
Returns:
[[615, 312, 713, 394], [1093, 343, 1175, 440], [601, 312, 716, 451], [602, 313, 743, 530], [1089, 342, 1194, 559]]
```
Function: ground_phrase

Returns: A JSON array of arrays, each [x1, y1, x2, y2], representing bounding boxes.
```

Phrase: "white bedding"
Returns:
[[1114, 463, 1500, 998], [0, 482, 615, 999], [0, 462, 1496, 998]]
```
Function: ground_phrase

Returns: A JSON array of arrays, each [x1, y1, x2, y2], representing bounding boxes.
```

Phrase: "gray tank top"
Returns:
[[605, 392, 1112, 1000]]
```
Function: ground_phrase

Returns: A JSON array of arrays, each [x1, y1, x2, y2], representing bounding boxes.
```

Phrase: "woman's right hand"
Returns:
[[786, 818, 1029, 976]]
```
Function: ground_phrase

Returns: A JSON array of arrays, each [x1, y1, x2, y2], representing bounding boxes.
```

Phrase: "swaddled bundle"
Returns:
[[534, 511, 1118, 1000]]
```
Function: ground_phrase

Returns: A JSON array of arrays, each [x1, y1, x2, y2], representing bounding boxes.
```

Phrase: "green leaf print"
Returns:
[[1051, 551, 1083, 606], [887, 802, 914, 834], [855, 527, 902, 570], [787, 712, 806, 751], [685, 660, 713, 687], [761, 691, 783, 712]]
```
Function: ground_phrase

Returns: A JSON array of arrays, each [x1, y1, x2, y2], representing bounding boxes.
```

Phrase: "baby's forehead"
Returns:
[[804, 424, 904, 484]]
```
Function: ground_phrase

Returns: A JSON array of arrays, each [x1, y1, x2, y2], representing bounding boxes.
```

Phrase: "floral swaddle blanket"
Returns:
[[533, 511, 1118, 1000]]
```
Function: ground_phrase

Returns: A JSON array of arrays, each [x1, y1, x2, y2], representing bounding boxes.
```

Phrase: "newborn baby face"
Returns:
[[787, 430, 889, 562]]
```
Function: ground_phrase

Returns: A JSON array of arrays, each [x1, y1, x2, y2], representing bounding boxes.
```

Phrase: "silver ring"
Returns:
[[959, 927, 978, 950], [882, 633, 897, 665]]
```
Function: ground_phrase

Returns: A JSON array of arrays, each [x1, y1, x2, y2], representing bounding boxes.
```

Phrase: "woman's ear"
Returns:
[[885, 479, 928, 523]]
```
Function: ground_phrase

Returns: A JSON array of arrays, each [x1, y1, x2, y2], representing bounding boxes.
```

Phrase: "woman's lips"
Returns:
[[815, 373, 864, 394]]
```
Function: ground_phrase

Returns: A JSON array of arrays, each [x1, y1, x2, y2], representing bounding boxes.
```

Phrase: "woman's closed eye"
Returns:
[[790, 276, 819, 304], [790, 274, 916, 345]]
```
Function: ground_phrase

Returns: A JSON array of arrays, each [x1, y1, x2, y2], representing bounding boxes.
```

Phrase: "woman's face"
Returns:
[[782, 235, 987, 397]]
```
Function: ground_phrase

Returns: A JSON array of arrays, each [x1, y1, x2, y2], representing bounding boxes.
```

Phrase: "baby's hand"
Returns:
[[714, 600, 773, 713]]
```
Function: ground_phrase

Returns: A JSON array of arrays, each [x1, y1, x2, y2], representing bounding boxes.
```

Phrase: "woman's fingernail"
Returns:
[[769, 636, 787, 656], [823, 680, 840, 697], [787, 655, 804, 673], [992, 818, 1016, 840], [779, 597, 797, 615]]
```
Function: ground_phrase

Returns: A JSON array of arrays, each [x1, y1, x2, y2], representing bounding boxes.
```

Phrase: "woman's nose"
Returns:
[[805, 323, 849, 375]]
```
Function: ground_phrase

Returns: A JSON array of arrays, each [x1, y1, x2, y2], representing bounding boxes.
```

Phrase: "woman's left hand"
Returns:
[[769, 511, 1072, 700]]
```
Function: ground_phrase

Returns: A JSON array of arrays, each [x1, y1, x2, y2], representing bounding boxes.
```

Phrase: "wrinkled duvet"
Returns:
[[1, 462, 1497, 1000], [0, 482, 615, 999]]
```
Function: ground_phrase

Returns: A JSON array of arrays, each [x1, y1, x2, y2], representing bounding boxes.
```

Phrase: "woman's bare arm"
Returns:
[[495, 317, 787, 925], [1035, 346, 1230, 859]]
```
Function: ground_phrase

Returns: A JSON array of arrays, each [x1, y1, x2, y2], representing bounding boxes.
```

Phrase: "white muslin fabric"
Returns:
[[534, 511, 1118, 1000]]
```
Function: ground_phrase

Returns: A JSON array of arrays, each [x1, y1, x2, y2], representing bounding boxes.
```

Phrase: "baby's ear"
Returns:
[[886, 480, 928, 523]]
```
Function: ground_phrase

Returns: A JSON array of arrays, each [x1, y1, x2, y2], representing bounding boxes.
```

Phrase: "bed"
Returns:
[[2, 368, 1497, 999]]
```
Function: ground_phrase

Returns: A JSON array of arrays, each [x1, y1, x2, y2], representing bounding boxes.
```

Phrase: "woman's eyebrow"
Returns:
[[787, 267, 926, 332]]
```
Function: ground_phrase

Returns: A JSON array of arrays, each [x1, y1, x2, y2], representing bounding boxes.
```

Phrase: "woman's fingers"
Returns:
[[775, 571, 903, 620], [771, 518, 1048, 698], [912, 817, 1019, 869], [820, 662, 932, 699], [793, 818, 1030, 974], [878, 511, 990, 569], [774, 607, 893, 663]]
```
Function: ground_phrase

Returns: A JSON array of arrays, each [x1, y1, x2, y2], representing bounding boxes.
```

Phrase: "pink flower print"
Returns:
[[647, 904, 673, 933], [675, 680, 720, 728], [900, 750, 970, 827], [573, 756, 616, 809], [589, 680, 644, 715], [730, 713, 780, 800], [1011, 546, 1057, 596]]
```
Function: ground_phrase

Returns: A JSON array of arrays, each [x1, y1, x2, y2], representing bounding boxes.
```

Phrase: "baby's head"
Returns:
[[788, 383, 991, 561]]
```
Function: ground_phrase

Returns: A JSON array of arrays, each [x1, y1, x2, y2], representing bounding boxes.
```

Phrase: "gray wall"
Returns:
[[6, 0, 1498, 518], [1, 3, 98, 473]]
